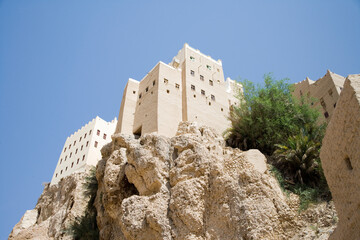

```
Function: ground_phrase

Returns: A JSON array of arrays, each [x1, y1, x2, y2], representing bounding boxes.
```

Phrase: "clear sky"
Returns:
[[0, 0, 359, 238]]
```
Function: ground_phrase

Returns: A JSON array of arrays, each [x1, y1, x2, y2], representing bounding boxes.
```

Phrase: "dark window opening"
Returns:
[[133, 126, 142, 139]]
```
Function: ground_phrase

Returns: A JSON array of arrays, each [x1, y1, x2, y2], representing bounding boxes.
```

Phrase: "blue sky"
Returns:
[[0, 0, 359, 238]]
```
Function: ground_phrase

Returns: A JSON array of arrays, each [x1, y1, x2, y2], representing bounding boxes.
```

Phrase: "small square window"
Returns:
[[146, 87, 149, 92], [190, 70, 195, 76], [175, 83, 180, 89], [139, 93, 142, 99], [211, 95, 215, 101], [94, 141, 98, 148], [97, 130, 100, 136], [166, 89, 170, 94], [164, 78, 168, 84], [206, 65, 211, 70], [191, 85, 195, 90], [221, 108, 224, 112], [200, 75, 204, 81], [133, 90, 136, 94], [103, 133, 107, 140], [193, 94, 196, 98], [209, 80, 213, 86], [190, 56, 195, 61], [324, 111, 329, 118], [153, 80, 156, 86], [209, 102, 211, 106], [201, 89, 205, 95]]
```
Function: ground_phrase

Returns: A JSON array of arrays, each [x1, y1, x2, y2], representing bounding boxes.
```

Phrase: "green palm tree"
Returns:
[[273, 129, 321, 187]]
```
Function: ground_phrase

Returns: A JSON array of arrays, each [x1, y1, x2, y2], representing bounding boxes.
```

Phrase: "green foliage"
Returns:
[[225, 73, 322, 155], [270, 165, 331, 211], [83, 167, 98, 207], [66, 210, 99, 240], [66, 167, 99, 239], [273, 127, 323, 187], [227, 73, 331, 210]]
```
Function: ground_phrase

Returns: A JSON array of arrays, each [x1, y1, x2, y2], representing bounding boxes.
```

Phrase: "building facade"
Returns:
[[320, 74, 360, 239], [293, 70, 345, 123], [116, 43, 241, 137], [50, 116, 117, 185]]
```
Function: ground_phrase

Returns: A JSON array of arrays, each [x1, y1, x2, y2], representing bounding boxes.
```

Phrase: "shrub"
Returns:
[[66, 167, 99, 239], [225, 73, 322, 156]]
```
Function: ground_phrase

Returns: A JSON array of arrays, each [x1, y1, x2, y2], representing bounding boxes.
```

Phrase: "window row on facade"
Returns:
[[190, 84, 216, 101], [189, 56, 221, 73], [138, 80, 156, 99], [190, 70, 221, 86], [55, 154, 86, 177], [63, 129, 107, 153]]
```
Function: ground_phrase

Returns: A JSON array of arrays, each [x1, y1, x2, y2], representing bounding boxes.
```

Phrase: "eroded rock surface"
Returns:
[[95, 122, 337, 240], [9, 169, 91, 240]]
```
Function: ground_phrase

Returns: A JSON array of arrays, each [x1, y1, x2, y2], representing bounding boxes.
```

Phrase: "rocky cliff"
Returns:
[[10, 122, 337, 239]]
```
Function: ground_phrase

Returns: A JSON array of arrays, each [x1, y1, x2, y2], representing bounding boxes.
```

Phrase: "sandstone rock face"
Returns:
[[96, 122, 337, 240], [320, 74, 360, 240], [9, 169, 91, 240]]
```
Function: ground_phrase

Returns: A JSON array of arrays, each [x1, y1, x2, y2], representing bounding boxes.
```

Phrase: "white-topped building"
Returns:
[[50, 116, 117, 185]]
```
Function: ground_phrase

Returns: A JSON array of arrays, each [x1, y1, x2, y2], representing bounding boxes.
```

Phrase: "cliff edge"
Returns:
[[10, 122, 337, 239]]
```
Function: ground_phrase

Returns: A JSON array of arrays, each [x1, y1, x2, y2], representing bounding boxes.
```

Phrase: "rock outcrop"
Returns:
[[9, 168, 91, 240], [10, 122, 338, 239], [320, 74, 360, 240], [95, 122, 337, 240]]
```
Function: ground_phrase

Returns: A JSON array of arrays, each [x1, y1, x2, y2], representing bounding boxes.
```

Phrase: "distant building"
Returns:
[[293, 70, 345, 123], [50, 116, 117, 185], [116, 43, 241, 137]]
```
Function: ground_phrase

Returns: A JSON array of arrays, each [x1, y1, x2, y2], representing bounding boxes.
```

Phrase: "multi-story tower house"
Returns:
[[293, 70, 345, 123], [116, 43, 241, 137], [50, 116, 117, 185]]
